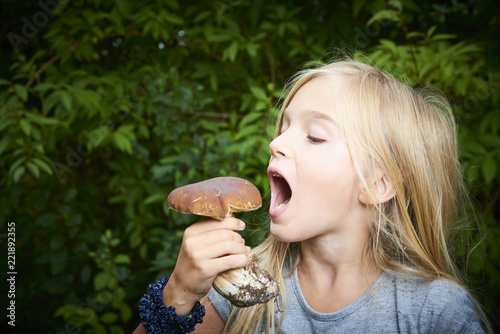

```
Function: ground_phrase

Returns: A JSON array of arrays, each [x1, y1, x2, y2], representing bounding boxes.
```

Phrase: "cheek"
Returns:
[[303, 158, 358, 203]]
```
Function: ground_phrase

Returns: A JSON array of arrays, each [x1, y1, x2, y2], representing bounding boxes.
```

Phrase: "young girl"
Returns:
[[135, 61, 491, 333]]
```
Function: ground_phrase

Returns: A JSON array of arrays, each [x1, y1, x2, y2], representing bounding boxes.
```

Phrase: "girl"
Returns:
[[136, 61, 491, 333]]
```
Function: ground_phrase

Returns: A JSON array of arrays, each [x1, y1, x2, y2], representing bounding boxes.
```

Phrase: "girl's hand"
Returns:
[[162, 217, 250, 315]]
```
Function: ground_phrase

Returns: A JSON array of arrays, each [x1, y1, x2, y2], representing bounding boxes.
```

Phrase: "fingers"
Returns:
[[201, 253, 250, 277], [189, 228, 245, 247], [180, 217, 251, 275], [164, 217, 251, 304], [184, 221, 250, 262], [190, 235, 250, 263], [186, 217, 245, 235]]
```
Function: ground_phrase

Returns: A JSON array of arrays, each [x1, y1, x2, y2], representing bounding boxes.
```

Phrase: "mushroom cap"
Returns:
[[166, 177, 262, 220]]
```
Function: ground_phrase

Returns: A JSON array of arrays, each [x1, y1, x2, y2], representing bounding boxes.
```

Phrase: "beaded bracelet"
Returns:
[[139, 276, 205, 334]]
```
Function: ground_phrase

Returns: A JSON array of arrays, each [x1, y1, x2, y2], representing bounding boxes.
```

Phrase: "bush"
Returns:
[[1, 0, 498, 332]]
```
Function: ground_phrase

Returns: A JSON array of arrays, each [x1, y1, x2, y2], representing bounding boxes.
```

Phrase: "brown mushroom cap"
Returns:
[[166, 177, 262, 220]]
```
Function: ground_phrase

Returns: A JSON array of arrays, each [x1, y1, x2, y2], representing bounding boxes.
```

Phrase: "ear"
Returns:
[[358, 170, 396, 205]]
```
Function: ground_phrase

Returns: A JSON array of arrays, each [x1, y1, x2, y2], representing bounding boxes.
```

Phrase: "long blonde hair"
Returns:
[[223, 60, 491, 333]]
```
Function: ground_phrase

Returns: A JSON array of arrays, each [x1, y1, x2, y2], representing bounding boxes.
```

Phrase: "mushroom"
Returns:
[[167, 177, 279, 307]]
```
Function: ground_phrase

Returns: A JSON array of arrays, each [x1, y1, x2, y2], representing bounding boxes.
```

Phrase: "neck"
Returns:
[[297, 227, 380, 286], [296, 231, 382, 313]]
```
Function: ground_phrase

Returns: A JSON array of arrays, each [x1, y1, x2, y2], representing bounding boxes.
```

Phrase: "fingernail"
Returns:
[[246, 246, 251, 254], [239, 220, 245, 229]]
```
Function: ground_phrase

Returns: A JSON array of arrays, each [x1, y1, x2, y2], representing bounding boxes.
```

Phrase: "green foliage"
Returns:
[[0, 0, 498, 332]]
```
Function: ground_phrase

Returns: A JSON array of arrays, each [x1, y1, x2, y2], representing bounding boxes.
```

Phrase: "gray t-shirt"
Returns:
[[208, 268, 484, 333]]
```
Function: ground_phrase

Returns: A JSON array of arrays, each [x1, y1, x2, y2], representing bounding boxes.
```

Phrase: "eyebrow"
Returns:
[[282, 109, 337, 125], [307, 110, 334, 122]]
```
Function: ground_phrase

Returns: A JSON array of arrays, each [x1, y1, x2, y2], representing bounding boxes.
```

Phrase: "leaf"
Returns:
[[35, 213, 56, 228], [33, 158, 53, 175], [19, 119, 31, 136], [110, 238, 120, 247], [115, 0, 125, 13], [463, 141, 487, 155], [54, 304, 77, 318], [388, 0, 402, 11], [14, 84, 28, 101], [193, 11, 212, 23], [199, 119, 226, 132], [367, 10, 399, 26], [66, 214, 82, 227], [94, 271, 112, 291], [246, 43, 257, 58], [73, 89, 102, 116], [26, 162, 40, 179], [407, 31, 425, 40], [114, 254, 131, 264], [480, 134, 500, 148], [109, 326, 126, 334], [101, 312, 119, 324], [143, 193, 167, 205], [13, 166, 25, 183], [164, 15, 184, 25], [0, 135, 10, 155], [249, 86, 268, 101], [240, 111, 263, 128], [426, 25, 437, 38], [118, 303, 132, 322], [378, 39, 398, 53], [25, 112, 60, 125], [234, 124, 260, 140], [165, 0, 179, 10], [206, 32, 233, 42], [227, 41, 239, 62], [431, 34, 457, 42], [42, 91, 63, 114], [60, 91, 72, 111], [482, 158, 497, 184], [210, 73, 218, 91], [129, 229, 142, 248], [113, 132, 132, 153]]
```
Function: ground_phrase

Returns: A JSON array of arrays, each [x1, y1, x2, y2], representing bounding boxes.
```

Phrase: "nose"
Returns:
[[269, 133, 289, 158]]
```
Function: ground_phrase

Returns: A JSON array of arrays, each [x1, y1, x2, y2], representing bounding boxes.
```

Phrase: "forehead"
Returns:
[[283, 76, 343, 122]]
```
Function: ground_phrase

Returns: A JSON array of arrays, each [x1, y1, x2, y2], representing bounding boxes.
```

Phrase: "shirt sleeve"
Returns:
[[208, 287, 234, 323], [418, 279, 485, 334]]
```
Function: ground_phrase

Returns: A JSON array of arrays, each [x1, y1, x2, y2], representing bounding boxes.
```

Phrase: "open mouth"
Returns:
[[269, 170, 292, 211]]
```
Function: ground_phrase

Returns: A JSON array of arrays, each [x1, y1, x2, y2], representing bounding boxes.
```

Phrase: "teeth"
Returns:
[[212, 256, 279, 308], [275, 198, 289, 209], [272, 173, 282, 178]]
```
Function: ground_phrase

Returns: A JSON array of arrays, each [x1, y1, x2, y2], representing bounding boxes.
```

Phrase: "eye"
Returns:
[[307, 135, 325, 144]]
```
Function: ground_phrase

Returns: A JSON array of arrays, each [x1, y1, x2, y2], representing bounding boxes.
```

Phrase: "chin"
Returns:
[[270, 222, 303, 243]]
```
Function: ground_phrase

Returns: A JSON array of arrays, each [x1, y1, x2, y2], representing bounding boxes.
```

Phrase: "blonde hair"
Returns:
[[222, 60, 491, 333]]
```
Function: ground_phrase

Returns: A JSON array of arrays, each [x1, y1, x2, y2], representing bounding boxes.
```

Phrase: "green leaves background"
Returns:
[[1, 0, 499, 332]]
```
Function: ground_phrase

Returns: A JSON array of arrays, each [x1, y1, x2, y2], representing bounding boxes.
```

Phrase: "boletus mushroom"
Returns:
[[167, 176, 279, 307]]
